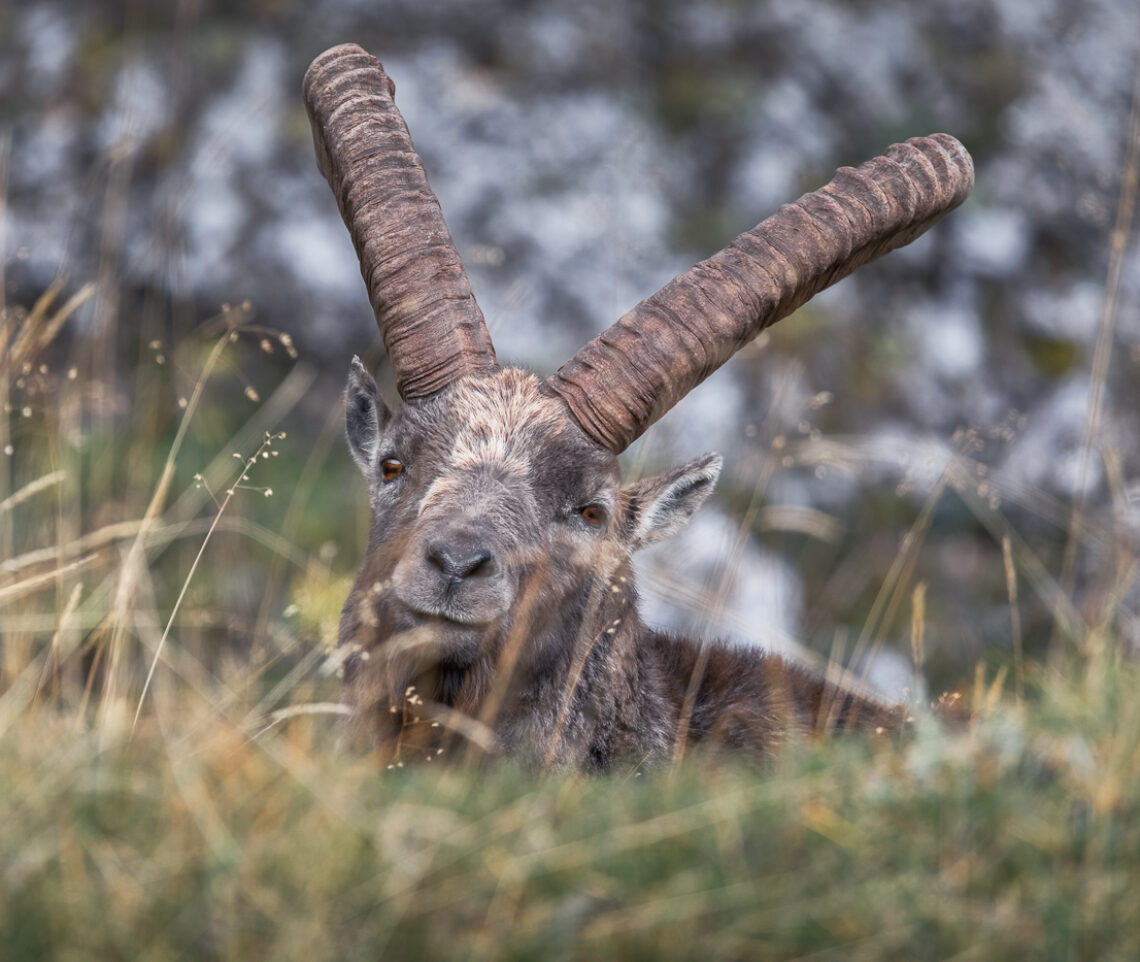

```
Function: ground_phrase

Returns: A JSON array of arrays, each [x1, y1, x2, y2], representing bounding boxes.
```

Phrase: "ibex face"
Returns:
[[339, 359, 720, 680], [304, 44, 973, 766]]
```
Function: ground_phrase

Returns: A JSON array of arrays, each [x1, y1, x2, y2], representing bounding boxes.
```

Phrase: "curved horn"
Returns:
[[544, 134, 974, 452], [304, 44, 498, 399]]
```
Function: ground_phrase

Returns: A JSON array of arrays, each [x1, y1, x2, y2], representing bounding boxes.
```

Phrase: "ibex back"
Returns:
[[304, 45, 974, 771]]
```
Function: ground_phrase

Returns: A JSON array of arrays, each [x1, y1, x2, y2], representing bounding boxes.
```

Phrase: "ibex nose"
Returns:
[[426, 539, 497, 581]]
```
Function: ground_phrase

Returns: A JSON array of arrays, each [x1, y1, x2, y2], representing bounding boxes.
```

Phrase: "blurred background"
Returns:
[[2, 0, 1138, 702]]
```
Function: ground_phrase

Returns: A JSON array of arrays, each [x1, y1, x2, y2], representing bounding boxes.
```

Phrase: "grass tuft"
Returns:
[[3, 152, 1140, 956], [1, 654, 1139, 960]]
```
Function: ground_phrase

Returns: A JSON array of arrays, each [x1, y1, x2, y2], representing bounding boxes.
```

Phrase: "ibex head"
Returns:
[[341, 355, 722, 670], [304, 45, 973, 763]]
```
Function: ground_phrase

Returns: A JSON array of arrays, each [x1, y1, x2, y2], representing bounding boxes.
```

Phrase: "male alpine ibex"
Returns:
[[305, 45, 973, 771]]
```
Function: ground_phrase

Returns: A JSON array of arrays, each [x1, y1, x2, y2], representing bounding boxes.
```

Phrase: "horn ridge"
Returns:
[[304, 44, 498, 399], [545, 134, 974, 452]]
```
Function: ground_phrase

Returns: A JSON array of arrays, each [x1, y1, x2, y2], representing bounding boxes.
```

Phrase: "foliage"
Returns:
[[1, 279, 1138, 961], [2, 654, 1140, 961]]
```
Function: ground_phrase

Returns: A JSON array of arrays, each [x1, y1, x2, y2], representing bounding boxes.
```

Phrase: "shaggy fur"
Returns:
[[338, 364, 901, 771]]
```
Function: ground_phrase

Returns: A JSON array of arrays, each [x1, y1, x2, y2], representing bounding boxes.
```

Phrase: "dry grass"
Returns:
[[2, 70, 1139, 954], [1, 275, 1138, 961], [3, 649, 1140, 960]]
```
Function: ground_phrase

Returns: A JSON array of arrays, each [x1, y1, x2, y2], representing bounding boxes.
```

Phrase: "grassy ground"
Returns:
[[2, 652, 1139, 961], [2, 280, 1139, 960]]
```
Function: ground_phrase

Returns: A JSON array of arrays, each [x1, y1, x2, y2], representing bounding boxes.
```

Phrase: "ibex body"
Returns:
[[338, 364, 900, 768], [305, 45, 974, 770]]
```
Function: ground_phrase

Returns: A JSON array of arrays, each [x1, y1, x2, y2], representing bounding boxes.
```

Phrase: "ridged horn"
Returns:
[[544, 134, 974, 452], [303, 44, 498, 399]]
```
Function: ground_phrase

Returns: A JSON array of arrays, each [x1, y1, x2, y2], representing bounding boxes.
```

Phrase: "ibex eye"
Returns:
[[380, 458, 404, 482], [580, 504, 606, 527]]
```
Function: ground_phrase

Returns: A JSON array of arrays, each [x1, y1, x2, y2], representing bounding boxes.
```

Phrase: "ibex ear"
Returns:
[[345, 356, 391, 475], [624, 453, 723, 550]]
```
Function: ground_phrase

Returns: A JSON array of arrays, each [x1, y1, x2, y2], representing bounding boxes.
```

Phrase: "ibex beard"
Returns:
[[338, 363, 899, 771]]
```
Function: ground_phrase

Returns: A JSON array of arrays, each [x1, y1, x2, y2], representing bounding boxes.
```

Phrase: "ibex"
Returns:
[[304, 45, 973, 771]]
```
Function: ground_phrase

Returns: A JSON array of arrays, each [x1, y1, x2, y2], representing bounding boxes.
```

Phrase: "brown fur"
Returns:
[[305, 53, 970, 771], [338, 365, 902, 772]]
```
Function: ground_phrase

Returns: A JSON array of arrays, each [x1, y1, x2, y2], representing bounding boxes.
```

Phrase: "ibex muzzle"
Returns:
[[397, 471, 517, 626], [305, 44, 974, 769]]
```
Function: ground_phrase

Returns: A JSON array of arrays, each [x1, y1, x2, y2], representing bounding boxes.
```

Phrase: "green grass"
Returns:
[[2, 652, 1139, 961], [3, 281, 1139, 960]]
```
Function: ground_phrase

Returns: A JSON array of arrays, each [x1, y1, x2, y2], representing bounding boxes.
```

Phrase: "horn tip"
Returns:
[[909, 132, 975, 204], [303, 44, 393, 104], [305, 43, 371, 77]]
